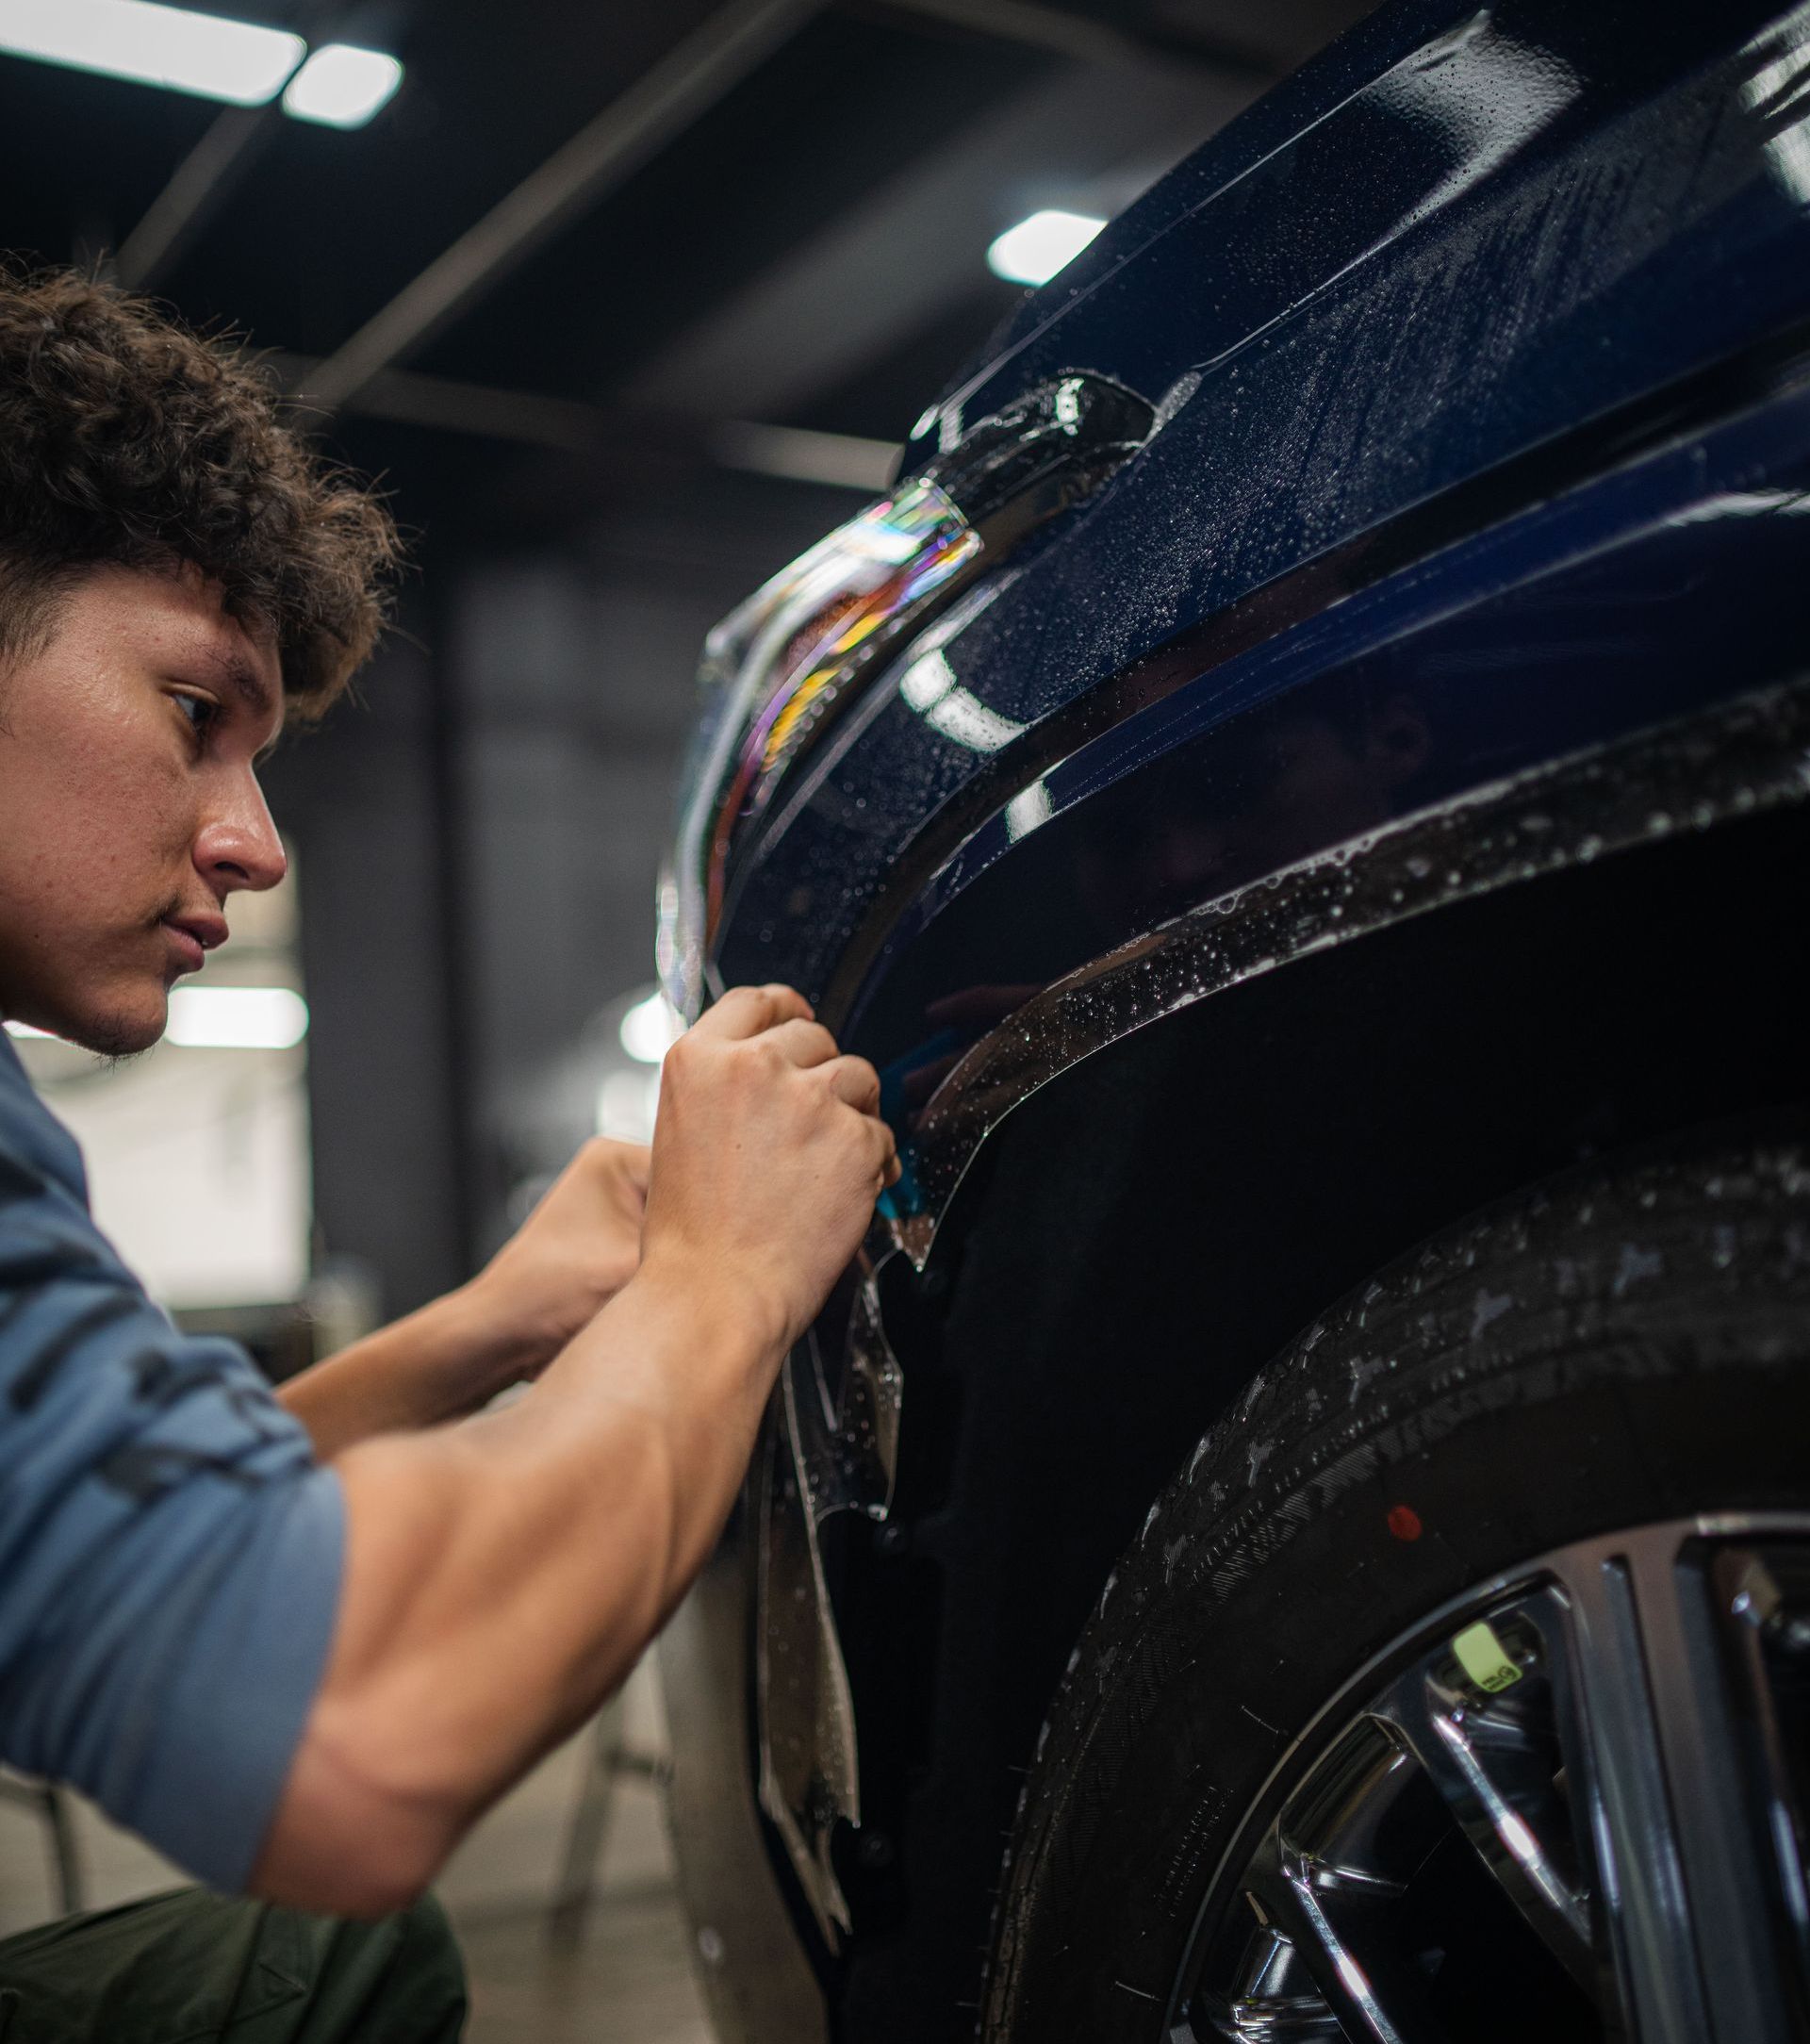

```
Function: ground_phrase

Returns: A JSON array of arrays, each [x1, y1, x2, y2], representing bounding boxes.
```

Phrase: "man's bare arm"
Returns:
[[252, 987, 896, 1915], [276, 1140, 651, 1460]]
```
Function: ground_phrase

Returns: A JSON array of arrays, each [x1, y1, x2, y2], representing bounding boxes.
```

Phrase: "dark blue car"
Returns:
[[657, 4, 1810, 2037]]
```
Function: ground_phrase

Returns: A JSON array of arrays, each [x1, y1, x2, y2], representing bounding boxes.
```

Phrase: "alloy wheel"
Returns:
[[1173, 1516, 1810, 2043]]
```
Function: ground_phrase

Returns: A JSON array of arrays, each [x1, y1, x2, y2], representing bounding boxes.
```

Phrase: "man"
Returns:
[[0, 269, 897, 2038]]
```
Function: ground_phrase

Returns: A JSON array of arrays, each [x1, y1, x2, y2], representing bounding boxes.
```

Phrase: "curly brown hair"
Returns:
[[0, 266, 399, 714]]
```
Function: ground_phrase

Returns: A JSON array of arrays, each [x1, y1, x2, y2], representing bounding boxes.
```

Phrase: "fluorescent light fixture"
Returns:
[[0, 0, 304, 106], [986, 209, 1108, 288], [166, 986, 308, 1050], [281, 41, 402, 128], [618, 989, 682, 1066]]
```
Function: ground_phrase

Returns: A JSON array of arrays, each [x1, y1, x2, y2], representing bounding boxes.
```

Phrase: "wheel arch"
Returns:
[[827, 768, 1810, 2036]]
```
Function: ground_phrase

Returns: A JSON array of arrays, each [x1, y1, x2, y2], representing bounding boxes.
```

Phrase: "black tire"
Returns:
[[981, 1118, 1810, 2041]]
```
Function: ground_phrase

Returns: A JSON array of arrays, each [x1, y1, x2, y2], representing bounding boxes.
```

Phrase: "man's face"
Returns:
[[0, 564, 287, 1055]]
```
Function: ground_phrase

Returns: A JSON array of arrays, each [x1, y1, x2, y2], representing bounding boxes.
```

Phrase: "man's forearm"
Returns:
[[277, 1138, 650, 1460], [277, 1283, 544, 1459], [255, 1261, 784, 1914]]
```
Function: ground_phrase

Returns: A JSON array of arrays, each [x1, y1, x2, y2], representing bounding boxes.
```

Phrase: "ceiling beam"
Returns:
[[113, 0, 362, 291], [274, 355, 611, 450], [275, 353, 894, 489], [114, 107, 266, 290], [293, 0, 829, 417]]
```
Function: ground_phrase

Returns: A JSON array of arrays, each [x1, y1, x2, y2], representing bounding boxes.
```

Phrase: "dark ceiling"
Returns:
[[0, 0, 1374, 545]]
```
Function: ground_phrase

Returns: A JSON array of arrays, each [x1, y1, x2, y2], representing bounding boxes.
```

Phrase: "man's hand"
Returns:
[[258, 982, 900, 1917], [278, 1138, 649, 1458], [639, 983, 897, 1354], [470, 1137, 651, 1371]]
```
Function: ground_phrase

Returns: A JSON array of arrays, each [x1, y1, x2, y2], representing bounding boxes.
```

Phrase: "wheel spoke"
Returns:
[[1235, 1733, 1449, 2044], [1549, 1526, 1810, 2044], [1241, 1830, 1443, 2044], [1190, 1920, 1346, 2041], [1372, 1592, 1594, 1992], [1709, 1543, 1810, 2018], [1539, 1521, 1810, 2044]]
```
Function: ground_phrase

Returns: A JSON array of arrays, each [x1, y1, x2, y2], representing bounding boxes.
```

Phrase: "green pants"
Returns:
[[0, 1887, 466, 2043]]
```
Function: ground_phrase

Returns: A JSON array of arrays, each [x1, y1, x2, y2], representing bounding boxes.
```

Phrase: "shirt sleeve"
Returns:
[[0, 1077, 345, 1892]]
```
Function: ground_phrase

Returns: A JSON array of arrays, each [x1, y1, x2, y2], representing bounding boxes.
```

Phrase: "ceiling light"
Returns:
[[618, 989, 682, 1066], [166, 986, 308, 1050], [281, 42, 402, 128], [0, 0, 304, 106], [986, 209, 1108, 288]]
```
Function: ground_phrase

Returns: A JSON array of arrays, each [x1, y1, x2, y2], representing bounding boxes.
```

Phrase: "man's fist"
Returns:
[[472, 1136, 651, 1371], [640, 984, 897, 1355]]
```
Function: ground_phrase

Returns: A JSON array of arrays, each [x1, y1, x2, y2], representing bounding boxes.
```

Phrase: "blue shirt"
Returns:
[[0, 1032, 344, 1891]]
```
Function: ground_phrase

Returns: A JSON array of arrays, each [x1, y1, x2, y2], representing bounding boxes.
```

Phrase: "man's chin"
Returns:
[[70, 1020, 161, 1060], [31, 998, 166, 1060]]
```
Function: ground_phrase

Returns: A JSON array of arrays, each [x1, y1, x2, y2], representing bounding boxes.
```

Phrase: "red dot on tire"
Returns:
[[1387, 1504, 1423, 1541]]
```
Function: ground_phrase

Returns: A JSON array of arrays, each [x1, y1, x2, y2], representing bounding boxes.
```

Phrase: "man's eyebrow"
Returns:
[[199, 644, 283, 749], [206, 649, 277, 717]]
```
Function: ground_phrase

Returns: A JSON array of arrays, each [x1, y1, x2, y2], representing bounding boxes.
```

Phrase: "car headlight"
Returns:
[[662, 373, 1155, 1019]]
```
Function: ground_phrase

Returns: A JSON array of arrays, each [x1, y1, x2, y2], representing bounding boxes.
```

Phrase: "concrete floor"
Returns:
[[0, 1658, 716, 2043]]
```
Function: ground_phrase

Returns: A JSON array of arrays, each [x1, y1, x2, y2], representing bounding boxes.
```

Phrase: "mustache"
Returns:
[[148, 894, 209, 928]]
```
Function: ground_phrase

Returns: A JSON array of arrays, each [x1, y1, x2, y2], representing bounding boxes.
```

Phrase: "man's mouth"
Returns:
[[159, 915, 228, 975]]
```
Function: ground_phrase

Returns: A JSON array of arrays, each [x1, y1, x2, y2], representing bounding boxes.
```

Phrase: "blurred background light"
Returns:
[[986, 208, 1108, 286], [2, 1021, 54, 1040], [281, 43, 403, 128], [167, 986, 309, 1050], [0, 0, 304, 106], [618, 988, 683, 1065]]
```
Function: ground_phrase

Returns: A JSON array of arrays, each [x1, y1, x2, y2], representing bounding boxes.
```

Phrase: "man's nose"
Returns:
[[193, 772, 288, 896]]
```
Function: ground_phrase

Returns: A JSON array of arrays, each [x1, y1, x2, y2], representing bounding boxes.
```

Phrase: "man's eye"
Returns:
[[173, 693, 220, 740]]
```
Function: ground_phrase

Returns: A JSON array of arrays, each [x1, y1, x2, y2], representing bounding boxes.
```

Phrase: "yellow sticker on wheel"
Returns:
[[1453, 1620, 1522, 1693]]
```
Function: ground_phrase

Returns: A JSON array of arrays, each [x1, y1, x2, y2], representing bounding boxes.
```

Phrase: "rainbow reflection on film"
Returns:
[[702, 478, 981, 935]]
